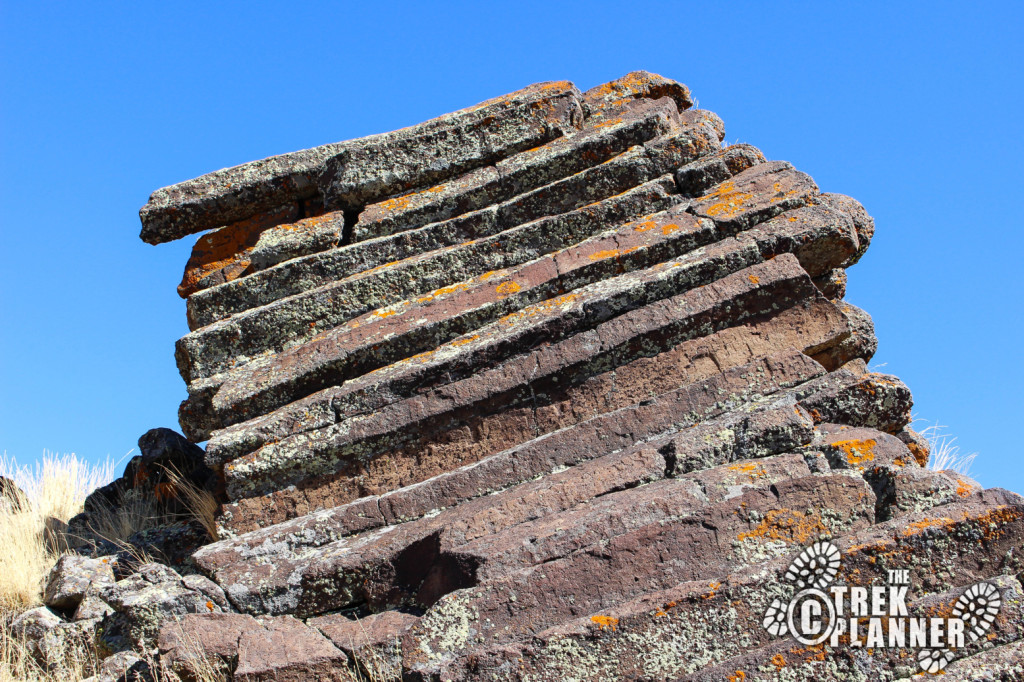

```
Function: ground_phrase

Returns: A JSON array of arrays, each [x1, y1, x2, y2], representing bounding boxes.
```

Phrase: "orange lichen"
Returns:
[[154, 481, 177, 503], [206, 601, 215, 612], [632, 219, 658, 233], [450, 334, 480, 347], [498, 292, 580, 325], [901, 517, 955, 537], [589, 246, 640, 261], [737, 509, 826, 544], [701, 581, 722, 600], [178, 203, 312, 297], [728, 462, 767, 480], [831, 438, 877, 466], [496, 281, 522, 296], [956, 479, 972, 497], [906, 441, 930, 467], [788, 644, 827, 663], [590, 615, 619, 631], [727, 672, 746, 682], [699, 181, 755, 219], [592, 116, 624, 129], [748, 275, 760, 284]]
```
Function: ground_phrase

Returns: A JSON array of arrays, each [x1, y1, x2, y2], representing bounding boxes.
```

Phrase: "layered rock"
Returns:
[[123, 72, 1023, 680]]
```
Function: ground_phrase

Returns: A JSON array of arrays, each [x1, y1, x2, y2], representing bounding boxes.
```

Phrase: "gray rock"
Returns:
[[1, 475, 25, 511], [43, 554, 116, 610], [85, 650, 152, 682], [38, 617, 101, 667], [74, 593, 115, 621], [96, 562, 228, 655], [10, 605, 63, 659]]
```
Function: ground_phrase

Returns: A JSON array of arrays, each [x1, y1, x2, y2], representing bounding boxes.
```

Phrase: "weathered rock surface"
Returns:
[[122, 72, 1020, 679], [96, 562, 231, 655], [43, 553, 116, 610], [1, 474, 25, 510]]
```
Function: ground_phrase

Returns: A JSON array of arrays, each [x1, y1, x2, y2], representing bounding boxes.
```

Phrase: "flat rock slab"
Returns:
[[217, 255, 833, 503], [140, 80, 584, 245], [159, 612, 359, 681], [310, 610, 419, 681], [178, 207, 342, 298], [415, 490, 1024, 681], [352, 95, 682, 243], [405, 472, 876, 669]]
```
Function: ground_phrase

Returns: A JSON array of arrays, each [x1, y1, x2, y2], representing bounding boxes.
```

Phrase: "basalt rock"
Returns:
[[126, 73, 1019, 679], [1, 474, 26, 510]]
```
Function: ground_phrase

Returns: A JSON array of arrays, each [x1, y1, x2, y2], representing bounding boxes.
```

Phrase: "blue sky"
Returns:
[[1, 2, 1021, 493]]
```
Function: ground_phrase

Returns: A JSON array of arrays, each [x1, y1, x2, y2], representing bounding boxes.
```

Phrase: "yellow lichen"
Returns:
[[737, 509, 826, 544], [590, 615, 619, 631], [831, 438, 877, 466], [496, 280, 522, 296]]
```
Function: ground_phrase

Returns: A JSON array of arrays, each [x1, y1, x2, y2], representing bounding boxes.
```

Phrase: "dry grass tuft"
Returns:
[[82, 488, 161, 548], [1, 451, 231, 681], [163, 465, 220, 542], [0, 613, 99, 682], [0, 452, 115, 615], [918, 421, 978, 475]]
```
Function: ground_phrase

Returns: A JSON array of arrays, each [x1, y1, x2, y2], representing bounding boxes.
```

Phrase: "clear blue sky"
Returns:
[[1, 2, 1021, 493]]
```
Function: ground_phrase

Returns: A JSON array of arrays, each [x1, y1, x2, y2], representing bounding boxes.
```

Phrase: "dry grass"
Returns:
[[0, 622, 227, 682], [0, 452, 232, 681], [1, 608, 100, 682], [0, 452, 115, 616], [917, 421, 978, 475], [163, 466, 220, 542]]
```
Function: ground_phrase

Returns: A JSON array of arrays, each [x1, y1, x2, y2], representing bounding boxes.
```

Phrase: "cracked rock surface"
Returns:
[[89, 71, 1024, 679]]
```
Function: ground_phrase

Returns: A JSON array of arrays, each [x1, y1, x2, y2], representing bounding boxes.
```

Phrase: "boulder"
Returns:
[[42, 553, 116, 611], [10, 605, 63, 659], [96, 562, 230, 655], [129, 72, 1022, 679]]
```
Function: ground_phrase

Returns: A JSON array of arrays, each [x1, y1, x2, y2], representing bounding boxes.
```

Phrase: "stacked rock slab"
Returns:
[[138, 73, 1024, 680]]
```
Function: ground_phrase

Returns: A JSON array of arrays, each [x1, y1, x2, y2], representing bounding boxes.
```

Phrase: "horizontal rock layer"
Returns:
[[132, 72, 1020, 681]]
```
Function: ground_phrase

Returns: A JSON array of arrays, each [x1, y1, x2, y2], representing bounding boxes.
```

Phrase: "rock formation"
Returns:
[[14, 72, 1023, 681]]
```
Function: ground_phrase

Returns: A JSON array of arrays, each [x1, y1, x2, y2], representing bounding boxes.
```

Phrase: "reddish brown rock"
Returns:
[[310, 610, 419, 681], [687, 160, 818, 232], [127, 75, 1019, 681], [353, 96, 681, 242], [177, 203, 303, 298], [674, 143, 766, 197], [141, 81, 584, 245], [418, 490, 1024, 681], [190, 196, 859, 438], [820, 192, 874, 264], [582, 70, 693, 115], [158, 612, 259, 680], [319, 81, 584, 210], [800, 370, 914, 434], [233, 615, 355, 681], [404, 473, 876, 670], [812, 266, 847, 299], [176, 175, 682, 389], [218, 256, 834, 503], [675, 574, 1024, 681]]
